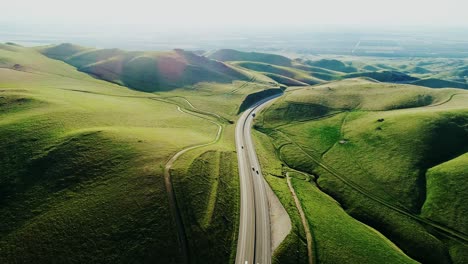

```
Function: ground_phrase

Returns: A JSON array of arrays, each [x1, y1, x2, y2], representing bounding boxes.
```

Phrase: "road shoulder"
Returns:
[[265, 178, 292, 252]]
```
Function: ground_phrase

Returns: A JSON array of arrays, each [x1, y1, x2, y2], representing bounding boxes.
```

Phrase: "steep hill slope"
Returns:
[[206, 49, 292, 66], [0, 43, 88, 79], [291, 63, 342, 81], [232, 61, 325, 85], [257, 78, 468, 264], [0, 43, 259, 263], [411, 78, 468, 89], [344, 70, 419, 83], [305, 59, 357, 73], [263, 78, 457, 123], [39, 44, 253, 92]]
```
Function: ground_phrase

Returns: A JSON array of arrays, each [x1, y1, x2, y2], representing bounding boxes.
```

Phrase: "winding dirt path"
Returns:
[[286, 173, 314, 264], [164, 104, 222, 264], [279, 130, 468, 243]]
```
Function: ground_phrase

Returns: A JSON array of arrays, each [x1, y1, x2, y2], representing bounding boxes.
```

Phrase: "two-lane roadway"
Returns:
[[235, 93, 282, 264]]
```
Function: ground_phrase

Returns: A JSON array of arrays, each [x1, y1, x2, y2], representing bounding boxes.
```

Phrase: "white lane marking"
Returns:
[[236, 94, 281, 264]]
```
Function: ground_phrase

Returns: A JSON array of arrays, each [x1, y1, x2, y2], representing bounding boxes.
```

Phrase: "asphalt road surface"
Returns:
[[235, 93, 282, 264]]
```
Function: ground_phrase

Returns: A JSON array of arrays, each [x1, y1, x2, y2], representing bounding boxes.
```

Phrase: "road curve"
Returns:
[[235, 93, 282, 264]]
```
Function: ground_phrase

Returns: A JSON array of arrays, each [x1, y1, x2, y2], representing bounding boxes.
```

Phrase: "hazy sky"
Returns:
[[3, 0, 468, 29]]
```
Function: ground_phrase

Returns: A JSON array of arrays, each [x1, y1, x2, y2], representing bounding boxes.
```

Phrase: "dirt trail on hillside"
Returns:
[[287, 174, 314, 264], [164, 105, 222, 264]]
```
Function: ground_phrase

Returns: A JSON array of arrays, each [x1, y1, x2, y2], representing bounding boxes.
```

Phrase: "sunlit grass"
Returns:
[[258, 78, 468, 263]]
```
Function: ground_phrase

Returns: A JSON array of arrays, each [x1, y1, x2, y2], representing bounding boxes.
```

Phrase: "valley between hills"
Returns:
[[0, 42, 467, 264]]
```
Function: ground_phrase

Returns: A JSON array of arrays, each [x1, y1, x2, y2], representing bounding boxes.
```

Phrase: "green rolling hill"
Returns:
[[305, 59, 358, 73], [231, 61, 325, 85], [409, 66, 432, 74], [0, 43, 275, 263], [455, 66, 468, 78], [291, 63, 342, 81], [256, 78, 468, 264], [344, 70, 419, 83], [0, 43, 220, 263], [2, 42, 468, 264], [205, 49, 292, 66], [411, 78, 468, 89], [39, 44, 254, 92]]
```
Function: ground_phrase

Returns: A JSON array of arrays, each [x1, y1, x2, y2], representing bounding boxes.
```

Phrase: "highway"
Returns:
[[235, 93, 282, 264]]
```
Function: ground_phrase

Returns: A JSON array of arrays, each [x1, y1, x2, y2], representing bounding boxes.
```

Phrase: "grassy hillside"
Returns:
[[299, 56, 468, 88], [290, 174, 417, 264], [251, 129, 417, 264], [292, 68, 340, 81], [0, 43, 266, 263], [215, 54, 468, 92], [344, 70, 419, 83], [4, 42, 467, 263], [38, 44, 254, 92], [422, 153, 468, 235], [412, 78, 468, 89], [40, 45, 465, 95], [170, 149, 240, 263], [257, 78, 468, 263], [305, 59, 357, 73], [232, 61, 325, 85], [39, 42, 91, 60], [206, 49, 292, 66], [262, 78, 457, 124], [0, 43, 89, 79], [455, 66, 468, 78], [262, 73, 309, 86], [409, 66, 432, 74]]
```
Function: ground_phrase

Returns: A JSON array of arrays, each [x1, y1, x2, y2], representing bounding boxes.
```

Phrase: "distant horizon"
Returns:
[[2, 23, 468, 57], [3, 0, 468, 30], [3, 21, 468, 33]]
